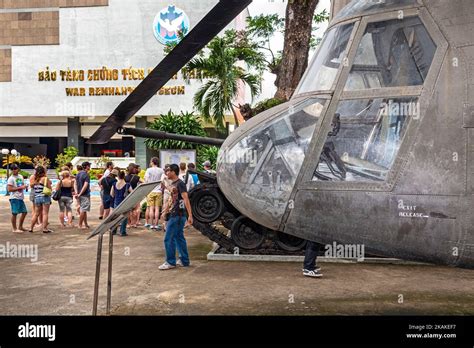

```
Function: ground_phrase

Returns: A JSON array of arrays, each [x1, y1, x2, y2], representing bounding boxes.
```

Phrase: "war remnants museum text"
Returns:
[[37, 66, 208, 97]]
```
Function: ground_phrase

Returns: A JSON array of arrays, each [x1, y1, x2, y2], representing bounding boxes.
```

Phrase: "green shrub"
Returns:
[[197, 146, 219, 171], [55, 146, 78, 169], [145, 110, 207, 151]]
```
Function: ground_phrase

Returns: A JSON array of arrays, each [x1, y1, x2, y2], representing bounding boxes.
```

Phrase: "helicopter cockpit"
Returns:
[[218, 97, 327, 228], [217, 0, 439, 230], [310, 15, 436, 182]]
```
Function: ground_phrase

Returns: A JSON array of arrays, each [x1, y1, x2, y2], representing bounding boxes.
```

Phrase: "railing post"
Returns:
[[92, 233, 104, 316], [106, 228, 114, 315]]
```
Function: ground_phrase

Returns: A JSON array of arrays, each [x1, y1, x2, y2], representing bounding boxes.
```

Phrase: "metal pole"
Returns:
[[92, 233, 104, 316], [119, 127, 225, 147], [5, 155, 9, 196], [106, 228, 114, 315]]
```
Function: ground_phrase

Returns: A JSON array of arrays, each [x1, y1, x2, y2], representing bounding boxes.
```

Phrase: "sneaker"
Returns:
[[303, 269, 323, 278], [159, 262, 176, 270], [176, 259, 190, 267], [302, 266, 321, 272], [144, 223, 151, 228]]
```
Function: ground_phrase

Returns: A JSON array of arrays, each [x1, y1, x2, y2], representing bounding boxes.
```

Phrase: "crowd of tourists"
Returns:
[[6, 157, 214, 270]]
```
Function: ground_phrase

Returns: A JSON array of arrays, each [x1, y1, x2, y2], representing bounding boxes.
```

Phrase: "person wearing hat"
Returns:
[[100, 168, 119, 220], [202, 160, 216, 175], [7, 164, 28, 233], [55, 169, 76, 228]]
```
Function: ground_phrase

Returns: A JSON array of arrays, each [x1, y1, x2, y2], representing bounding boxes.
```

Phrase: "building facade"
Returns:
[[0, 0, 246, 167]]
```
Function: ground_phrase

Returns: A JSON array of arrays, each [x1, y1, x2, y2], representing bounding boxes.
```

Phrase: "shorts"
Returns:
[[10, 199, 27, 215], [102, 194, 112, 210], [146, 192, 163, 207], [79, 196, 91, 212], [59, 196, 73, 213], [35, 196, 51, 206]]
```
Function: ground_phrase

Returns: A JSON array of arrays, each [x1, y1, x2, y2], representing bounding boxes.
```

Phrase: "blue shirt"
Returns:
[[76, 171, 91, 197], [113, 182, 130, 208]]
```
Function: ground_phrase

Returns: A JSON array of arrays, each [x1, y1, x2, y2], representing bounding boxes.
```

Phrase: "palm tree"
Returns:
[[186, 37, 261, 128]]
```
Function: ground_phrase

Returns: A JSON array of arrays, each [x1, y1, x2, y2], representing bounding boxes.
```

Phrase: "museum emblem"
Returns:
[[153, 5, 190, 45]]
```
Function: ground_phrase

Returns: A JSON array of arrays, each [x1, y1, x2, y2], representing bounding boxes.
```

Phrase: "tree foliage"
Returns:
[[145, 110, 207, 150], [186, 36, 261, 128]]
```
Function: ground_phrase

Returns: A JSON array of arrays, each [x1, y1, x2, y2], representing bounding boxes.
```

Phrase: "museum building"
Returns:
[[0, 0, 247, 166]]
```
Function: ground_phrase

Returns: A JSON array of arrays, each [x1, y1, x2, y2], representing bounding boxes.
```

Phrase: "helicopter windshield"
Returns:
[[345, 17, 436, 90], [312, 15, 436, 182], [313, 97, 418, 182], [217, 98, 326, 229], [295, 23, 354, 94]]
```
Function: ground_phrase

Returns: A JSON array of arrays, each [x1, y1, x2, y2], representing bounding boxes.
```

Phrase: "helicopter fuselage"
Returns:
[[217, 0, 474, 268]]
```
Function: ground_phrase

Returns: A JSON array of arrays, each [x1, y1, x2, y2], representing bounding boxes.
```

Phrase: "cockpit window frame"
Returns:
[[294, 18, 361, 96], [291, 8, 449, 193]]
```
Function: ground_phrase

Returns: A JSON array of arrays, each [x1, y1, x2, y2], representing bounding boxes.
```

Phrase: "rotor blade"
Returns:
[[88, 0, 252, 144], [119, 127, 225, 147]]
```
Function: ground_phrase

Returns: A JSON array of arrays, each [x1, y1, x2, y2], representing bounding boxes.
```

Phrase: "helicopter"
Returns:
[[89, 0, 474, 268]]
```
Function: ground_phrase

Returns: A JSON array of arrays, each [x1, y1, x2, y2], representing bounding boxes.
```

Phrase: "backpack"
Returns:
[[191, 173, 199, 185]]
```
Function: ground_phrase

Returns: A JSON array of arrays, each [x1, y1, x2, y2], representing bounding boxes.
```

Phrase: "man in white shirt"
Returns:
[[144, 157, 164, 230], [7, 164, 28, 233]]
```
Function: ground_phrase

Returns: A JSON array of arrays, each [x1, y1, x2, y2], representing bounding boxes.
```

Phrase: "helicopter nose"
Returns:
[[217, 97, 327, 230]]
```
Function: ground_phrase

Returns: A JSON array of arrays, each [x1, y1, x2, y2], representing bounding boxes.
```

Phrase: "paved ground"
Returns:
[[0, 196, 473, 315]]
